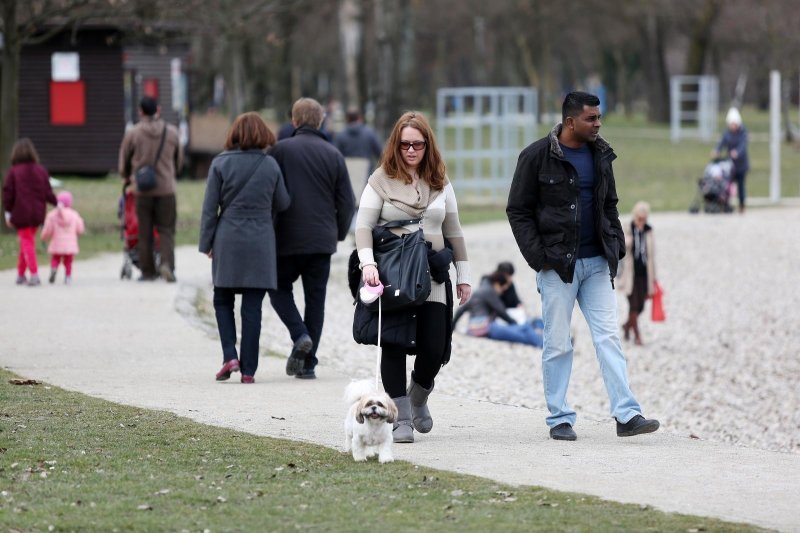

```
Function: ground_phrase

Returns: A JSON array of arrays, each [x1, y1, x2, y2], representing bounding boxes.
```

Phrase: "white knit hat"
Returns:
[[726, 107, 742, 126]]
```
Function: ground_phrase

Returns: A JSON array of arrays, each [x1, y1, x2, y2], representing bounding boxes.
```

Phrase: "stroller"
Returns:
[[118, 185, 160, 280], [689, 159, 735, 214]]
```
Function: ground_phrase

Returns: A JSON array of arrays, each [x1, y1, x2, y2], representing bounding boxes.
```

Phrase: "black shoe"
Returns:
[[549, 423, 577, 441], [616, 415, 660, 437], [295, 368, 316, 380], [137, 274, 158, 282], [286, 334, 312, 376], [49, 271, 57, 284]]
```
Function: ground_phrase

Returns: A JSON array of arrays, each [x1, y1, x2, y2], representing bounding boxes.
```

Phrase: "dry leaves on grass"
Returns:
[[9, 379, 41, 385]]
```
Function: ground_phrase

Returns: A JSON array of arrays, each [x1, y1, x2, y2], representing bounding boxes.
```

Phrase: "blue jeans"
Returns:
[[267, 253, 331, 370], [488, 318, 544, 347], [536, 256, 641, 428], [214, 287, 267, 377]]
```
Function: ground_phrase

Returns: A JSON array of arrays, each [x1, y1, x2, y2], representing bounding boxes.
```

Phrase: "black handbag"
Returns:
[[135, 123, 167, 192], [370, 219, 431, 312]]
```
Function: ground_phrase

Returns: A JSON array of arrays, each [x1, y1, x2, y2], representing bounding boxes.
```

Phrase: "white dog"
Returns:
[[343, 380, 397, 463]]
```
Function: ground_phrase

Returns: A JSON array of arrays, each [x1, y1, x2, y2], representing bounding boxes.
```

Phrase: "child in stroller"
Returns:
[[118, 185, 160, 279], [689, 159, 735, 214]]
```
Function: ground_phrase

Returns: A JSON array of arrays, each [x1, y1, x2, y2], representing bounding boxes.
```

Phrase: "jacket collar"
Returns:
[[292, 126, 327, 140], [548, 123, 613, 159]]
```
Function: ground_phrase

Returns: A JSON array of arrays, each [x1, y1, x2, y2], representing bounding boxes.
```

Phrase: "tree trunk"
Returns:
[[339, 0, 362, 110], [640, 10, 670, 123], [1, 0, 20, 182], [685, 0, 721, 75], [373, 0, 396, 136], [227, 38, 246, 119]]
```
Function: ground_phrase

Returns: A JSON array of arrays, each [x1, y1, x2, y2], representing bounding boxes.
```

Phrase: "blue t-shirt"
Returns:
[[560, 143, 602, 259]]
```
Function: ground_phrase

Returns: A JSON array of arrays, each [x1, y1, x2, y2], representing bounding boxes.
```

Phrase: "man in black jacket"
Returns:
[[269, 97, 356, 379], [506, 91, 659, 441]]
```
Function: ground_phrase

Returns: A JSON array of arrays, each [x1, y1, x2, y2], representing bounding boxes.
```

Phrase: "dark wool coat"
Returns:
[[270, 127, 355, 256], [2, 162, 57, 228], [506, 124, 625, 285], [716, 126, 749, 174], [198, 150, 290, 289]]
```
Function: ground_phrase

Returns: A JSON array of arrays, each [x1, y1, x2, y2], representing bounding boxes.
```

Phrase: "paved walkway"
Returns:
[[1, 246, 798, 532]]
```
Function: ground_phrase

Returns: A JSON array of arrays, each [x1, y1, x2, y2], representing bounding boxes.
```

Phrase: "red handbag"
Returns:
[[651, 281, 666, 322]]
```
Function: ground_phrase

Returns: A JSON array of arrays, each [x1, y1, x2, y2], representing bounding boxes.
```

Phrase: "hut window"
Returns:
[[52, 52, 80, 81], [50, 52, 85, 125]]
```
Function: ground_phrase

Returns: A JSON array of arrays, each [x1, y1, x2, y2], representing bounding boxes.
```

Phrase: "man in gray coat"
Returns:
[[269, 98, 356, 380]]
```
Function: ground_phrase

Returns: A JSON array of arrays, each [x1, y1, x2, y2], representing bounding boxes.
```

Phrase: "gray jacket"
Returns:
[[452, 278, 517, 330], [199, 150, 290, 289]]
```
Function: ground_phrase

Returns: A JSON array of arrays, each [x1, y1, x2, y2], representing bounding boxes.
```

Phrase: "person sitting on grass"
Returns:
[[453, 271, 544, 348]]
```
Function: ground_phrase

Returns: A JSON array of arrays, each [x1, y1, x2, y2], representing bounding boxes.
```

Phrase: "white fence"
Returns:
[[436, 87, 538, 203], [670, 75, 719, 142]]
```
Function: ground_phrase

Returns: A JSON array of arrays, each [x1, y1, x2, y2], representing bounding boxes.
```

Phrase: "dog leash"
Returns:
[[376, 295, 382, 390], [359, 281, 385, 390]]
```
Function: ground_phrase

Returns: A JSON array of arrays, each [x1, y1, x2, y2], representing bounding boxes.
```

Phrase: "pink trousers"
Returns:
[[51, 254, 74, 276], [16, 227, 38, 277]]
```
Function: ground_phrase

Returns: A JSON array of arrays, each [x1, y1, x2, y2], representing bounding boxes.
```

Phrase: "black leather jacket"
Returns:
[[506, 124, 625, 285]]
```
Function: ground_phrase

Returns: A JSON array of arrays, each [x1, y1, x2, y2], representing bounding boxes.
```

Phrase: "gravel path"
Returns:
[[183, 207, 800, 455]]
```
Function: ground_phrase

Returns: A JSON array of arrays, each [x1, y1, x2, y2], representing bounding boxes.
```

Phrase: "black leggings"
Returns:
[[381, 302, 449, 398]]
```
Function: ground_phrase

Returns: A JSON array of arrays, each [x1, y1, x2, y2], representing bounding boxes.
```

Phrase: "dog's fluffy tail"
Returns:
[[344, 379, 378, 405]]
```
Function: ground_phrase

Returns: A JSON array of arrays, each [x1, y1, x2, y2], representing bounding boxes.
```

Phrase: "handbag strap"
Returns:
[[152, 123, 168, 167], [380, 218, 421, 229], [218, 153, 268, 218]]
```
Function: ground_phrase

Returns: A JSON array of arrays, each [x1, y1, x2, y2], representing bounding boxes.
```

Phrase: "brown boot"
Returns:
[[631, 313, 643, 345]]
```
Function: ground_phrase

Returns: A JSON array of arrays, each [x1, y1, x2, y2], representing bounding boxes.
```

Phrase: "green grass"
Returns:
[[0, 369, 762, 532]]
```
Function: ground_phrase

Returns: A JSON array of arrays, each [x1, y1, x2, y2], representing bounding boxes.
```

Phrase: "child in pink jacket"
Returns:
[[41, 191, 85, 284]]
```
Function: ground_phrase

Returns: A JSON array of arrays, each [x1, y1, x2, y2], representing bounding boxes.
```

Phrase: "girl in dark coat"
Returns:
[[199, 113, 291, 383], [3, 138, 57, 286]]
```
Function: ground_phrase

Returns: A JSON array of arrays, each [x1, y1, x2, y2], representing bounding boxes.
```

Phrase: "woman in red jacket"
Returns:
[[3, 138, 57, 286]]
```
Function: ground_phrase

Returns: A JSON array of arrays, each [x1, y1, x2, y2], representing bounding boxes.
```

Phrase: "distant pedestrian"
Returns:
[[507, 91, 659, 441], [277, 109, 295, 141], [712, 107, 749, 213], [199, 112, 291, 384], [3, 138, 57, 286], [617, 201, 656, 346], [334, 108, 383, 177], [118, 96, 183, 282], [355, 110, 472, 444], [268, 97, 356, 380], [40, 191, 85, 285]]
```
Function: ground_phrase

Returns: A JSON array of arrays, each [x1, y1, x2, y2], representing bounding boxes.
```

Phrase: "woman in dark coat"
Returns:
[[199, 112, 290, 383], [3, 138, 57, 286]]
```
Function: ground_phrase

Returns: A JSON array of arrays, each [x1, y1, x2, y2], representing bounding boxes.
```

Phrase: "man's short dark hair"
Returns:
[[346, 109, 361, 123], [497, 261, 515, 276], [140, 96, 158, 116], [562, 91, 600, 122]]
